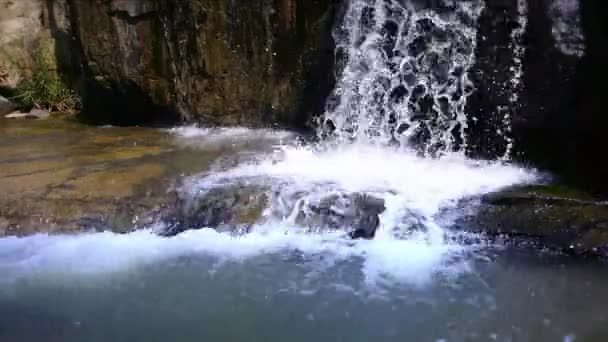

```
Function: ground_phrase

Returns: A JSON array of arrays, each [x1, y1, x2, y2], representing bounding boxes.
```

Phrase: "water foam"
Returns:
[[191, 144, 534, 217]]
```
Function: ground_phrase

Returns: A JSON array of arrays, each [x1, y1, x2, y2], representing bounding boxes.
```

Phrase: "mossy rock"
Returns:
[[453, 185, 608, 257]]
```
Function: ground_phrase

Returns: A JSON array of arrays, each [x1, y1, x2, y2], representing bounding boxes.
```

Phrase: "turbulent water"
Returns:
[[0, 129, 534, 285], [0, 1, 605, 341]]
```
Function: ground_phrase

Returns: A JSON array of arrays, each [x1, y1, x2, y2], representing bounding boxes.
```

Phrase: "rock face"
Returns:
[[47, 0, 339, 126], [0, 0, 50, 89]]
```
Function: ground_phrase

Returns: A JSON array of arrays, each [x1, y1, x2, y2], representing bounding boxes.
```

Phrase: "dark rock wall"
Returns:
[[466, 0, 608, 193], [54, 0, 338, 126], [515, 0, 608, 193]]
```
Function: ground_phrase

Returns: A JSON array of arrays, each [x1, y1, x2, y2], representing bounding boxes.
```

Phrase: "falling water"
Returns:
[[499, 0, 528, 160], [321, 0, 484, 155]]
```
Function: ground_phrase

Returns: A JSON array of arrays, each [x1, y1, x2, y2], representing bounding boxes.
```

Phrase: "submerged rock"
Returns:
[[57, 0, 339, 126], [453, 185, 608, 257]]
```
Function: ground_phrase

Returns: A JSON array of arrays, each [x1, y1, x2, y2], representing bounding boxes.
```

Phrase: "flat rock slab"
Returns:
[[453, 185, 608, 257], [0, 117, 219, 236]]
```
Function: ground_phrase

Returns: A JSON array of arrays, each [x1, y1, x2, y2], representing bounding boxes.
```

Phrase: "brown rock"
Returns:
[[59, 0, 338, 126]]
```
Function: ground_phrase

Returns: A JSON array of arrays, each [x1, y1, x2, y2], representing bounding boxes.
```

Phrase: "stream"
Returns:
[[1, 0, 606, 341]]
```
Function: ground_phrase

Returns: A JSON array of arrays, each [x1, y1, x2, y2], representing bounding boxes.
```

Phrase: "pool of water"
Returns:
[[0, 238, 607, 342]]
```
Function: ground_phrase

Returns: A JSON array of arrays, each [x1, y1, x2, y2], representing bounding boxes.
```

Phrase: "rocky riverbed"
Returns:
[[2, 116, 608, 259]]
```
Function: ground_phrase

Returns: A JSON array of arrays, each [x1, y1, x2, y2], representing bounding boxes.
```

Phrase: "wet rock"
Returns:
[[0, 95, 15, 116], [296, 193, 386, 239], [453, 185, 608, 257], [162, 184, 269, 237]]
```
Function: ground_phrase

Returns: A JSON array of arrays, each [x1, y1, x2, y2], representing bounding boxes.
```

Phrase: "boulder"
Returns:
[[0, 95, 15, 116], [161, 184, 270, 237], [294, 193, 386, 239]]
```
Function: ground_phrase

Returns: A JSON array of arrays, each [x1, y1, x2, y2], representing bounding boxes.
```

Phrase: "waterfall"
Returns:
[[320, 0, 484, 155]]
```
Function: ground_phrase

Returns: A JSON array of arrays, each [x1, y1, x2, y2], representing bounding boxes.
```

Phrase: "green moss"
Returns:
[[523, 184, 596, 201]]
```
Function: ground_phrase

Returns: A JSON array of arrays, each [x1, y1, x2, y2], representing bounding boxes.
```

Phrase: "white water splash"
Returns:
[[190, 144, 534, 217]]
